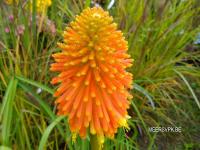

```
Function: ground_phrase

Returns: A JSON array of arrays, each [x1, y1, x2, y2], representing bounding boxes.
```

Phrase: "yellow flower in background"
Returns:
[[51, 7, 133, 141], [35, 0, 52, 13], [5, 0, 51, 13]]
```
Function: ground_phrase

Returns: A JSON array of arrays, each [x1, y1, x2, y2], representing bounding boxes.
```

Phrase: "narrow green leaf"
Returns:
[[0, 146, 12, 150], [32, 0, 37, 39], [38, 116, 65, 150], [174, 69, 200, 110], [17, 82, 66, 139], [133, 83, 155, 109], [1, 77, 18, 146], [131, 101, 152, 141], [85, 0, 91, 8], [15, 76, 54, 94], [18, 82, 54, 119], [107, 0, 115, 9]]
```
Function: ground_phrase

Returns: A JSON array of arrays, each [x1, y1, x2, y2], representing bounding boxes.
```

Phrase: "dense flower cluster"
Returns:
[[51, 7, 133, 140]]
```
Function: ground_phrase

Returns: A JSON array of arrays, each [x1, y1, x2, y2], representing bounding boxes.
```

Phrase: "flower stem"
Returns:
[[90, 134, 101, 150]]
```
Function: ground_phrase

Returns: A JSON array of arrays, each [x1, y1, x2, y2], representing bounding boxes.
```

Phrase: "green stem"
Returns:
[[90, 134, 101, 150]]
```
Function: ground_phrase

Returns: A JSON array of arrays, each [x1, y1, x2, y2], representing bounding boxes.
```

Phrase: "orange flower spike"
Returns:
[[51, 7, 133, 141]]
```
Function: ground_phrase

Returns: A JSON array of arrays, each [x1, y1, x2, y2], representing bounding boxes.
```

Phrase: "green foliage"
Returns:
[[38, 116, 65, 150], [0, 0, 200, 149], [1, 78, 18, 146]]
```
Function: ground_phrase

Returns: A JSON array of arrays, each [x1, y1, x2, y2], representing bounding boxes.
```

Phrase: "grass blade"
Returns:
[[17, 82, 66, 139], [131, 101, 152, 141], [174, 69, 200, 110], [15, 76, 54, 94], [18, 82, 54, 118], [84, 0, 91, 8], [133, 83, 155, 109], [0, 146, 12, 150], [107, 0, 115, 9], [38, 116, 65, 150], [1, 77, 18, 146]]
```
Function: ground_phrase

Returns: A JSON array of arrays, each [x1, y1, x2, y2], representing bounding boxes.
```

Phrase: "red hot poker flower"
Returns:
[[50, 7, 133, 140]]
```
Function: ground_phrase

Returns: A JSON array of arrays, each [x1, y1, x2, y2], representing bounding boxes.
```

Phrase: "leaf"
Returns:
[[0, 77, 18, 146], [17, 82, 66, 140], [85, 0, 91, 8], [174, 69, 200, 110], [131, 101, 152, 139], [107, 0, 115, 9], [0, 146, 12, 150], [133, 83, 155, 109], [38, 116, 65, 150], [15, 76, 54, 94]]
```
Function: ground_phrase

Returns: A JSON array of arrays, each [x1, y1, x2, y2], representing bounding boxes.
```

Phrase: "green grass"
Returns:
[[0, 0, 200, 149]]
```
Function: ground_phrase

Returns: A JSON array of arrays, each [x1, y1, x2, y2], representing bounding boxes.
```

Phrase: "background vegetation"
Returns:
[[0, 0, 200, 149]]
